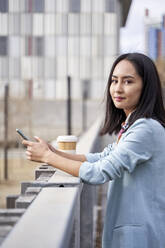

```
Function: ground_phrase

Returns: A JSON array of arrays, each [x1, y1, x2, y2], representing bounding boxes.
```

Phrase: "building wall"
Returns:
[[146, 15, 165, 60], [0, 0, 120, 100], [148, 27, 158, 60]]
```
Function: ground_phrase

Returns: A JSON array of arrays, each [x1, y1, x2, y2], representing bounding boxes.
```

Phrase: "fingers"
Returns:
[[27, 146, 32, 152], [25, 150, 32, 160], [23, 136, 47, 163], [26, 151, 31, 156], [22, 137, 41, 147], [34, 136, 42, 143], [22, 139, 33, 146]]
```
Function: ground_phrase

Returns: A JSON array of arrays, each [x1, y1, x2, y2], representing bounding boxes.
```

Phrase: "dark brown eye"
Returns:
[[125, 80, 132, 84], [111, 79, 117, 84]]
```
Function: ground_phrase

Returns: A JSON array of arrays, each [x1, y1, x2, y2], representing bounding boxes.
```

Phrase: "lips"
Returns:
[[114, 96, 125, 102]]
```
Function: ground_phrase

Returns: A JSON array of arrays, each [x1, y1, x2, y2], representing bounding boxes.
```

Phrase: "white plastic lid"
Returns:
[[57, 135, 78, 142]]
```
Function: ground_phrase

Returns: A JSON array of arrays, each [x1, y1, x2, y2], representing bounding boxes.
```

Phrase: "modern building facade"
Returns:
[[0, 0, 131, 100], [145, 10, 165, 60]]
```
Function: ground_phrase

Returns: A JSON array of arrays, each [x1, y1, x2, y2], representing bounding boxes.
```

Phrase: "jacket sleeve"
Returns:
[[86, 143, 115, 162], [79, 119, 153, 184]]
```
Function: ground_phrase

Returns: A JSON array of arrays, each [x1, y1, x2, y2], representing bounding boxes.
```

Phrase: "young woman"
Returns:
[[23, 53, 165, 248]]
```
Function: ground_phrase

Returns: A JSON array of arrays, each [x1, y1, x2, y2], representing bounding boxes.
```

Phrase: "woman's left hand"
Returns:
[[22, 136, 50, 163]]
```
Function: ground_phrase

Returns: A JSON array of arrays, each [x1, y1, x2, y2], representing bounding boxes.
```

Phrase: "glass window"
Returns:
[[45, 58, 56, 79], [20, 0, 29, 12], [81, 0, 91, 13], [33, 14, 44, 36], [9, 58, 20, 78], [0, 36, 8, 56], [68, 37, 79, 56], [45, 0, 56, 13], [9, 0, 20, 12], [33, 79, 44, 99], [80, 13, 91, 35], [32, 57, 44, 79], [105, 0, 115, 12], [80, 57, 91, 78], [10, 80, 22, 98], [92, 0, 105, 12], [92, 36, 103, 57], [33, 37, 44, 56], [45, 14, 55, 35], [68, 57, 79, 78], [71, 78, 81, 99], [9, 36, 21, 57], [90, 79, 103, 99], [56, 0, 68, 13], [80, 37, 91, 57], [21, 14, 32, 35], [45, 36, 55, 57], [56, 36, 67, 56], [55, 14, 68, 35], [104, 36, 116, 56], [69, 0, 80, 12], [21, 57, 32, 79], [92, 57, 103, 79], [92, 13, 103, 35], [0, 14, 8, 35], [104, 13, 116, 35], [56, 79, 67, 99], [68, 14, 79, 35], [9, 14, 20, 35], [56, 57, 67, 78], [104, 56, 114, 79], [0, 57, 8, 79], [33, 0, 44, 13], [0, 0, 8, 13], [25, 36, 33, 56], [44, 80, 55, 99]]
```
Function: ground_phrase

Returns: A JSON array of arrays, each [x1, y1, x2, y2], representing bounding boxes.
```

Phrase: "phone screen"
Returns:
[[16, 129, 29, 140]]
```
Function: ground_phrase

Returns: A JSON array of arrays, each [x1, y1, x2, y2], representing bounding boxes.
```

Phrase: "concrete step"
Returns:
[[15, 194, 36, 209], [0, 209, 25, 217], [0, 216, 20, 226]]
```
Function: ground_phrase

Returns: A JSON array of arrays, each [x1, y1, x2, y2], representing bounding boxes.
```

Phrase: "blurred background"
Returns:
[[0, 0, 165, 208]]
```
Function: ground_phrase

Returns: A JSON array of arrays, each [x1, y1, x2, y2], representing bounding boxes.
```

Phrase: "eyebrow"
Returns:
[[112, 75, 135, 79]]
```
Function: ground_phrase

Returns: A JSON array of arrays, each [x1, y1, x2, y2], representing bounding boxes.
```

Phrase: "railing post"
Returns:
[[4, 84, 9, 180], [80, 184, 95, 248], [67, 76, 72, 135]]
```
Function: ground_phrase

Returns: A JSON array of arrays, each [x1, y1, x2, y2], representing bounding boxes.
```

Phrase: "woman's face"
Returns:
[[110, 59, 143, 117]]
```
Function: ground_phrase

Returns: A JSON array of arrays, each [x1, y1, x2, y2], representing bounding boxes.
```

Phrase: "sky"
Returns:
[[120, 0, 165, 53]]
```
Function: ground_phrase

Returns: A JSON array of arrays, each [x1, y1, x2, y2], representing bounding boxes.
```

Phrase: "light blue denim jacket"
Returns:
[[79, 118, 165, 248]]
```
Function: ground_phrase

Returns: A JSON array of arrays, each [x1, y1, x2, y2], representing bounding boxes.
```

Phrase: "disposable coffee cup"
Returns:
[[57, 135, 78, 154]]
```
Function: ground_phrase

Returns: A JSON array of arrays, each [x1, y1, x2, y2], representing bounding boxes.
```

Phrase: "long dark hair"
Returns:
[[100, 53, 165, 135]]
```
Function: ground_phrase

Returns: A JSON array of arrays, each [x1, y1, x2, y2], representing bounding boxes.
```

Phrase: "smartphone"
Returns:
[[16, 129, 29, 140]]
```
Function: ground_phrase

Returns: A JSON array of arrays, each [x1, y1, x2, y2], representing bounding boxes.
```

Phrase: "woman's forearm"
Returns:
[[22, 137, 84, 177], [48, 144, 87, 162], [45, 150, 82, 177]]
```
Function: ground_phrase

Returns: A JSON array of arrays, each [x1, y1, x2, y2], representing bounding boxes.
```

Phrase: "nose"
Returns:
[[114, 81, 123, 93]]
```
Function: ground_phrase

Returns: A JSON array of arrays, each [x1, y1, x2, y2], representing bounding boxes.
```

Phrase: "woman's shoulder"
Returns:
[[128, 118, 165, 136], [132, 118, 163, 128], [120, 118, 165, 145]]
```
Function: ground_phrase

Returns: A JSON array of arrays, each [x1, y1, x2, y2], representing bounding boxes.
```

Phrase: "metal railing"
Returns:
[[0, 118, 105, 248]]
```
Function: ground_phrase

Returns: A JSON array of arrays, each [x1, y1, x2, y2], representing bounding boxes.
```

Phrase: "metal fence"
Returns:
[[0, 117, 107, 248]]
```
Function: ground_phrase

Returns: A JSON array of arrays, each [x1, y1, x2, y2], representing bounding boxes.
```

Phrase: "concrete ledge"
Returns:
[[15, 195, 36, 209], [0, 209, 25, 217], [1, 187, 79, 248], [0, 226, 13, 246]]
